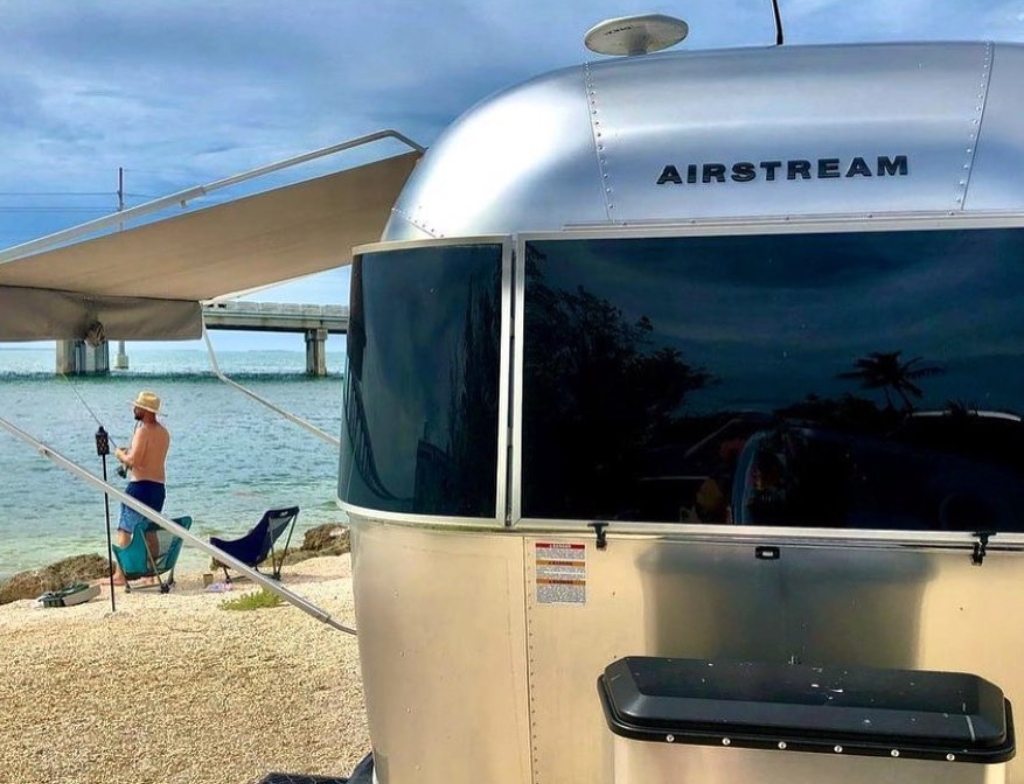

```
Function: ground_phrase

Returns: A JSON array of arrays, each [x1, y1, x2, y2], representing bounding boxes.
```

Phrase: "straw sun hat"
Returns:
[[130, 390, 163, 415]]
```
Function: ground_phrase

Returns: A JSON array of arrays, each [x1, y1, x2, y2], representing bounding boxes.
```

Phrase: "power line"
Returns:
[[0, 207, 112, 214], [0, 191, 116, 197]]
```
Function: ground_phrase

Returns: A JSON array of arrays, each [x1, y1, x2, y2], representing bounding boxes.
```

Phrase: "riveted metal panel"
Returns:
[[350, 520, 532, 784], [587, 43, 991, 220], [523, 530, 1024, 784], [383, 67, 604, 241], [383, 42, 1024, 241], [966, 45, 1024, 210]]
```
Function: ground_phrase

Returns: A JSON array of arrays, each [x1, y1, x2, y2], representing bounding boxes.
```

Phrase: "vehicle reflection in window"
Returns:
[[731, 413, 1024, 531], [521, 231, 1024, 532]]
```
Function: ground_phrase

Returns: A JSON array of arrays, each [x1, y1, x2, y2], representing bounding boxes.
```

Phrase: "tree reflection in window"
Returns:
[[522, 245, 716, 521], [837, 351, 945, 413]]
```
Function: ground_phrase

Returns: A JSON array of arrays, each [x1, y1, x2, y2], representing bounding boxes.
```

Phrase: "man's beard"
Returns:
[[134, 411, 144, 421]]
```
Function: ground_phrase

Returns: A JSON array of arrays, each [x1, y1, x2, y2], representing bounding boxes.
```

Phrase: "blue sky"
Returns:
[[2, 0, 1023, 351]]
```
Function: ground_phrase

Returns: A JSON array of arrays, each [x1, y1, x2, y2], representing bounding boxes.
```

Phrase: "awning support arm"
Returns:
[[202, 326, 340, 448], [0, 414, 355, 635]]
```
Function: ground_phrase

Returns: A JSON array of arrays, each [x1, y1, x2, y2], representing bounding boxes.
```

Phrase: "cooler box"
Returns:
[[598, 657, 1015, 784]]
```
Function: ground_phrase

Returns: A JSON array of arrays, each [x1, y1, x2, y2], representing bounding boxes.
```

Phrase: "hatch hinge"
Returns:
[[589, 521, 609, 550], [972, 530, 995, 566]]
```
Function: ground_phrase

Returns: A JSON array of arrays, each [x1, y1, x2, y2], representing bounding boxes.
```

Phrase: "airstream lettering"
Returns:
[[656, 155, 909, 184]]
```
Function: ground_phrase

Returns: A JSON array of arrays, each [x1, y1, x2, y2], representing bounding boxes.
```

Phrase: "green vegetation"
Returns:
[[219, 588, 284, 612]]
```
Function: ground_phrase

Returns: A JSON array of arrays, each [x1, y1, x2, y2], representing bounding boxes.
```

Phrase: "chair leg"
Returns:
[[145, 548, 168, 593], [275, 520, 297, 580], [270, 539, 292, 580], [270, 544, 281, 580]]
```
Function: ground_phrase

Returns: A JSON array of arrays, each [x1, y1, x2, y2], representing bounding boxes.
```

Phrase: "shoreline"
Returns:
[[1, 554, 368, 784], [0, 520, 344, 584]]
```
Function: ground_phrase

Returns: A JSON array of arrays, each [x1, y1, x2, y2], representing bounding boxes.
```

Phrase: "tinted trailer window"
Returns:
[[521, 230, 1024, 531], [341, 244, 503, 517]]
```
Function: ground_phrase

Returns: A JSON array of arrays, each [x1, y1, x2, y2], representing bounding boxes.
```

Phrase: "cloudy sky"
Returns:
[[2, 0, 1023, 351]]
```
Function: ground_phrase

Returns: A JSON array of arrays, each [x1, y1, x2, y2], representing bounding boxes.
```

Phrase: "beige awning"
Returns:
[[0, 150, 420, 341]]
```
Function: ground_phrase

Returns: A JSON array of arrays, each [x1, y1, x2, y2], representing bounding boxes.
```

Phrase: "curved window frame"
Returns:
[[340, 236, 513, 528], [511, 214, 1024, 549]]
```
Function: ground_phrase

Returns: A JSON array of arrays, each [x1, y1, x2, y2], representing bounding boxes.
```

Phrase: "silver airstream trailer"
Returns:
[[2, 12, 1024, 784], [339, 23, 1024, 784]]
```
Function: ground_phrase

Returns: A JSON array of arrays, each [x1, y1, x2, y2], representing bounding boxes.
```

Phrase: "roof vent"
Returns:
[[584, 13, 689, 56]]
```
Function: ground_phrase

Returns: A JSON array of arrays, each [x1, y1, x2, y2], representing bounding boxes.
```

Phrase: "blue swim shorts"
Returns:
[[118, 480, 167, 534]]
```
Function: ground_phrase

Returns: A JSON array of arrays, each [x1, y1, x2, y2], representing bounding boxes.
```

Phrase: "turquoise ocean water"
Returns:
[[0, 347, 347, 581]]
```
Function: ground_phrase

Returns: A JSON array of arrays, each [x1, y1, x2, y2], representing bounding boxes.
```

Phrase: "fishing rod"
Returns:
[[61, 373, 135, 477], [61, 373, 137, 606], [61, 372, 120, 445]]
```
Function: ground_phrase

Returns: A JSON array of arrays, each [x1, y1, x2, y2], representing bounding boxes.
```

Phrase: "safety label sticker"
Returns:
[[535, 542, 586, 605]]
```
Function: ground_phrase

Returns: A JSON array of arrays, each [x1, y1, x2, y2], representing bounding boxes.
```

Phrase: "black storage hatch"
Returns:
[[598, 657, 1015, 763]]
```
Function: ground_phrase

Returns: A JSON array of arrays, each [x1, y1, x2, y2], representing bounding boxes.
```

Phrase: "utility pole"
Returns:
[[114, 166, 130, 370]]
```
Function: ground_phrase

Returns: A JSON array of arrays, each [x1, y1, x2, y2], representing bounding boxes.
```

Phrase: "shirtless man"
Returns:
[[112, 390, 170, 585]]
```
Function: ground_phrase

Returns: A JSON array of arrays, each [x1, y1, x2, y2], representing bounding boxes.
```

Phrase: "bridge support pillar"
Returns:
[[305, 328, 328, 377], [56, 339, 110, 375], [115, 340, 129, 370]]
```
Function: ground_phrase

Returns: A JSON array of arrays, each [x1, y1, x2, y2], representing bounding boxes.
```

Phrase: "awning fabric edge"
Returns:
[[0, 286, 202, 342]]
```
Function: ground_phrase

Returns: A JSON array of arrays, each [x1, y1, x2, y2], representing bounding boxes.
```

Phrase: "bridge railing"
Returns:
[[204, 301, 348, 317]]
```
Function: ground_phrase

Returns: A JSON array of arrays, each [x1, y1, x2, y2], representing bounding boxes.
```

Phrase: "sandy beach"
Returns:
[[0, 555, 368, 784]]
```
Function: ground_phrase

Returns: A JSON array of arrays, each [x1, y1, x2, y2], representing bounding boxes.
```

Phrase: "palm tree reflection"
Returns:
[[837, 351, 944, 413]]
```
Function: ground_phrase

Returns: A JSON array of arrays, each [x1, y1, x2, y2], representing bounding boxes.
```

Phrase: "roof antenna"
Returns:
[[584, 13, 689, 56], [770, 0, 785, 45]]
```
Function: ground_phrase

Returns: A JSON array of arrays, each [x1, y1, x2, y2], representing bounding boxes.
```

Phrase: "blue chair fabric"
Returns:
[[112, 515, 193, 594], [210, 506, 299, 581]]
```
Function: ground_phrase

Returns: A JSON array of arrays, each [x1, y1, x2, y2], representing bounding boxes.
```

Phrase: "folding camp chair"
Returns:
[[112, 515, 193, 594], [210, 506, 299, 582]]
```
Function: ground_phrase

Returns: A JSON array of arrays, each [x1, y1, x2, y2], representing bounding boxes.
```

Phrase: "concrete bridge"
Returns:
[[201, 301, 349, 334], [57, 302, 350, 376]]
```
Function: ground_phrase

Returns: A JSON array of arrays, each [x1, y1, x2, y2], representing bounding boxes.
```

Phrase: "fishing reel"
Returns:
[[116, 464, 128, 479]]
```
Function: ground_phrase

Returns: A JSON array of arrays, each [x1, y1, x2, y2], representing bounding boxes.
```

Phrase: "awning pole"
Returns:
[[0, 414, 355, 635], [202, 327, 340, 448]]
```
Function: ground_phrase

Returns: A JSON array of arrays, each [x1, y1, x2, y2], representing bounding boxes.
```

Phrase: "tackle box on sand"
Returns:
[[37, 582, 100, 608], [598, 656, 1015, 784]]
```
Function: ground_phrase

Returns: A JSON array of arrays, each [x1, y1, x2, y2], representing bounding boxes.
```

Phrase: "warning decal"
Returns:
[[535, 542, 586, 604]]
